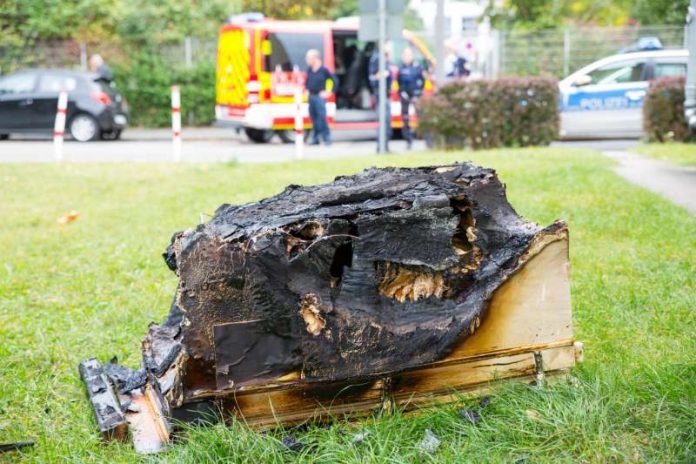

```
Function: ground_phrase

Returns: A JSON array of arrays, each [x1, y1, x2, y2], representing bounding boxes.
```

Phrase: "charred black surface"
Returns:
[[146, 163, 557, 398], [103, 362, 147, 394], [78, 358, 128, 440]]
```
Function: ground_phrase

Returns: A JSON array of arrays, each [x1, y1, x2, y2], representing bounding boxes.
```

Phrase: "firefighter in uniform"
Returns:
[[397, 47, 425, 149], [305, 49, 336, 145]]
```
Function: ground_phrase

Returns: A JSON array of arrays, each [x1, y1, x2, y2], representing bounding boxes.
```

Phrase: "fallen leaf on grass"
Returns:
[[525, 409, 541, 421], [57, 211, 79, 224]]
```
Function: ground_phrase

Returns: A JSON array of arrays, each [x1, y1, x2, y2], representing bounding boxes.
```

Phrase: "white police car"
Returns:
[[559, 49, 688, 138]]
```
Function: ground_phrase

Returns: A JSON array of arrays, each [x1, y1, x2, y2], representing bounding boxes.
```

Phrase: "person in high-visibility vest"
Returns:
[[305, 49, 336, 146]]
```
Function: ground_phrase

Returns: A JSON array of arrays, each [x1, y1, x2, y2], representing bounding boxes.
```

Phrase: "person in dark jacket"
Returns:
[[89, 54, 113, 82], [305, 49, 336, 145], [368, 42, 394, 151], [397, 47, 425, 149]]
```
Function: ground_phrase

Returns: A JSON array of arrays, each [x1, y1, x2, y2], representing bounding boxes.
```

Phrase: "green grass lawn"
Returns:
[[635, 143, 696, 166], [1, 148, 694, 463]]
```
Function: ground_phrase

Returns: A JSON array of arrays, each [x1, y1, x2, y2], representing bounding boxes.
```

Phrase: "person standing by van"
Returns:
[[369, 42, 394, 152], [89, 54, 113, 82], [305, 49, 335, 146], [397, 47, 424, 150], [444, 40, 470, 81]]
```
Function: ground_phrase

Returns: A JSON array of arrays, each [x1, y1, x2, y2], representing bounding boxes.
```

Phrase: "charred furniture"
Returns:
[[80, 164, 582, 453]]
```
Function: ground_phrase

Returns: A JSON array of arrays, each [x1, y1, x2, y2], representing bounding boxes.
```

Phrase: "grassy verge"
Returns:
[[634, 143, 696, 166], [1, 148, 694, 463]]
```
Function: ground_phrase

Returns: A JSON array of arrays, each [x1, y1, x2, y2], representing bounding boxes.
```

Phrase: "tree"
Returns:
[[116, 0, 240, 45], [631, 0, 690, 26], [240, 0, 340, 20], [0, 0, 120, 41], [485, 0, 633, 31]]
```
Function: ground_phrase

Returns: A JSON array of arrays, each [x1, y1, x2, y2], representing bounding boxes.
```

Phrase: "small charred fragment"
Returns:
[[78, 358, 128, 441], [0, 442, 35, 454], [104, 362, 147, 394]]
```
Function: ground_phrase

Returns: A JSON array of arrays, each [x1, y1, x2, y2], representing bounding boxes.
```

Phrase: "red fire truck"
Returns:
[[215, 13, 435, 143]]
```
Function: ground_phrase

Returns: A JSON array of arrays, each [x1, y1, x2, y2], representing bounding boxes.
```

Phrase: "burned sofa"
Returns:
[[80, 163, 579, 453]]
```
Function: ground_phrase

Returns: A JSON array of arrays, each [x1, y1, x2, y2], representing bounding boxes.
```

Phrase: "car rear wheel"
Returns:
[[69, 114, 99, 142], [0, 134, 9, 141], [244, 128, 273, 143]]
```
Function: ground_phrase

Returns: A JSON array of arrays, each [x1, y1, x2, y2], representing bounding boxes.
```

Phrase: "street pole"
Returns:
[[294, 86, 304, 160], [434, 0, 445, 85], [562, 28, 570, 77], [684, 0, 696, 131], [184, 37, 193, 69], [171, 85, 182, 163], [377, 0, 387, 154], [79, 42, 88, 72], [53, 91, 68, 162]]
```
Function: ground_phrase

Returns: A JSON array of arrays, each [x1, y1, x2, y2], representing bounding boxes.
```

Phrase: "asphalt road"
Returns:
[[0, 127, 640, 163], [0, 127, 428, 163]]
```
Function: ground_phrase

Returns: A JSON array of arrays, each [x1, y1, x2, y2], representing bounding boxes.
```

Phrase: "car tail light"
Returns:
[[90, 91, 112, 106]]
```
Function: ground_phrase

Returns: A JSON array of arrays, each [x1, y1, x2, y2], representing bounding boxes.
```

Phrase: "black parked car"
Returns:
[[0, 69, 128, 142]]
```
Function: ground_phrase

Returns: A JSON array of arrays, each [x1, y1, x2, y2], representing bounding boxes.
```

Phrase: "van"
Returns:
[[215, 14, 434, 143]]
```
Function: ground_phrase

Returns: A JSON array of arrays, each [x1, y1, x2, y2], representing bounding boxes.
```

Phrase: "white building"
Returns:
[[411, 0, 488, 39], [410, 0, 501, 77]]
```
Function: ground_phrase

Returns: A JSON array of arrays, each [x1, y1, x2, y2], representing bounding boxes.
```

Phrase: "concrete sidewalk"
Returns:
[[603, 150, 696, 214]]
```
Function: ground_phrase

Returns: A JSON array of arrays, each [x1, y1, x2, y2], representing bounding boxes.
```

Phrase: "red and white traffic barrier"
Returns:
[[171, 85, 182, 162], [53, 91, 68, 161], [294, 86, 303, 160]]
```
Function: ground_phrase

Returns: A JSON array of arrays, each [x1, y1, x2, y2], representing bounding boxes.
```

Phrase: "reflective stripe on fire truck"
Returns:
[[216, 29, 251, 108]]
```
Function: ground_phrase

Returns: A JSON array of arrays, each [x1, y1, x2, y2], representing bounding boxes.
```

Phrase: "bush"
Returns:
[[643, 76, 691, 143], [418, 77, 560, 150], [113, 53, 215, 127]]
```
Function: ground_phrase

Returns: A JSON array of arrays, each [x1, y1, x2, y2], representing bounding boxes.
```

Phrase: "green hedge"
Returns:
[[113, 54, 215, 127], [418, 77, 560, 149], [643, 76, 692, 143]]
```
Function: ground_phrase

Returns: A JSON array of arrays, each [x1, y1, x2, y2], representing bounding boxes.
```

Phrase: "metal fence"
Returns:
[[0, 24, 686, 79], [0, 37, 217, 75], [498, 25, 686, 78], [394, 24, 685, 81]]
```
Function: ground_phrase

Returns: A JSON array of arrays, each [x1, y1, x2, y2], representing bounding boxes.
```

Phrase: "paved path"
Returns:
[[603, 150, 696, 214], [550, 138, 638, 152]]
